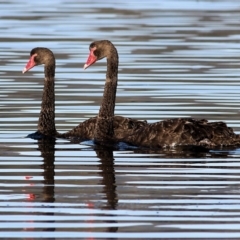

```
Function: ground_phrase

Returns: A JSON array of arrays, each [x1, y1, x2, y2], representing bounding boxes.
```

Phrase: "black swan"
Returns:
[[22, 47, 146, 140], [62, 40, 147, 144], [22, 48, 57, 138], [78, 40, 240, 150]]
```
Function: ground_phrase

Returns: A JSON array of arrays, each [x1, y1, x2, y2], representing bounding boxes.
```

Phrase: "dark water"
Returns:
[[1, 0, 240, 239]]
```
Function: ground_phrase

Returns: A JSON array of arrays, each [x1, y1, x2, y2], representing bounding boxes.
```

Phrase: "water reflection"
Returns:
[[24, 138, 56, 235], [40, 138, 56, 234], [40, 139, 55, 204], [96, 149, 118, 234], [23, 139, 120, 236], [134, 146, 240, 159]]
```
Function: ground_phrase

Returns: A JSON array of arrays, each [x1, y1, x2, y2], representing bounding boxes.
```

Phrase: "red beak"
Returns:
[[83, 49, 97, 70], [22, 54, 36, 73]]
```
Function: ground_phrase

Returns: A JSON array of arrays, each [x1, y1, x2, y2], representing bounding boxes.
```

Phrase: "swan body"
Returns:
[[62, 116, 146, 141], [121, 117, 240, 149]]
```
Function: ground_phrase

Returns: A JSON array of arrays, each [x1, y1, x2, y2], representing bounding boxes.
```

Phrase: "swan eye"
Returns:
[[28, 53, 38, 64], [33, 56, 37, 63], [90, 43, 95, 49], [32, 54, 40, 64], [93, 49, 100, 58]]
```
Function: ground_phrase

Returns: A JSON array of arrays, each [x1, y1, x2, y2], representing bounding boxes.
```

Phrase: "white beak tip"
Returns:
[[22, 67, 27, 74]]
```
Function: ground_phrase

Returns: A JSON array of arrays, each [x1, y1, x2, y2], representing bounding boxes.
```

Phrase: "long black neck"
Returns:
[[37, 64, 56, 136], [94, 48, 118, 144]]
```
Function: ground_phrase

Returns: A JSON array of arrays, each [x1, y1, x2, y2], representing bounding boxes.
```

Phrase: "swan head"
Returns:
[[22, 48, 55, 74], [84, 40, 117, 70]]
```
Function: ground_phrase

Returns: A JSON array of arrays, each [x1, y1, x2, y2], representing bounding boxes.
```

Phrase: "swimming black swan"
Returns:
[[78, 40, 240, 150], [22, 48, 57, 138], [22, 47, 146, 140], [62, 40, 147, 144]]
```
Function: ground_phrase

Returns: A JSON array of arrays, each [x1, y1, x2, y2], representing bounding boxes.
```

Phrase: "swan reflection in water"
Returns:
[[22, 138, 240, 237], [24, 139, 119, 235], [95, 148, 119, 234]]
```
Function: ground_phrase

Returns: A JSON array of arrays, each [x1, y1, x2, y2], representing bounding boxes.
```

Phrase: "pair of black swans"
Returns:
[[22, 40, 240, 150]]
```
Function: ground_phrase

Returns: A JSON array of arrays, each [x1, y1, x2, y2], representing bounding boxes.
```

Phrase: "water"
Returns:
[[1, 0, 240, 239]]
